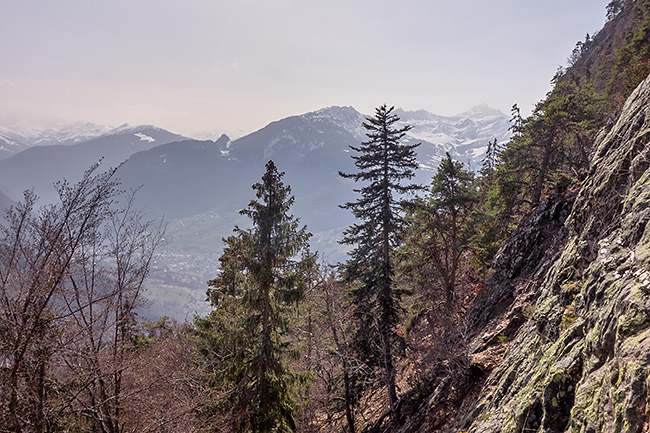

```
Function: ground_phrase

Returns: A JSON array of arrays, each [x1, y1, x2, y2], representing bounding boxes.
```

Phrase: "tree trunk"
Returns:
[[35, 354, 47, 433], [533, 136, 553, 206], [9, 363, 21, 433], [381, 145, 398, 416], [343, 367, 356, 433]]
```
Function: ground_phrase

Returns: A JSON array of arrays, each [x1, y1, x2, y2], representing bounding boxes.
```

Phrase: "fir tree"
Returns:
[[339, 104, 421, 419], [204, 160, 312, 433], [401, 153, 479, 313], [480, 138, 501, 183], [606, 0, 626, 20], [509, 103, 523, 137]]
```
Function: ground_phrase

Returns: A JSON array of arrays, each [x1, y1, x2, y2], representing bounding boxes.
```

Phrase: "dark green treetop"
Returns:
[[204, 160, 312, 433]]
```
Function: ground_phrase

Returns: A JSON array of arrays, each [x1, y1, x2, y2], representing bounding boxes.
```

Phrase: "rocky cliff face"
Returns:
[[404, 72, 650, 432], [473, 71, 650, 432]]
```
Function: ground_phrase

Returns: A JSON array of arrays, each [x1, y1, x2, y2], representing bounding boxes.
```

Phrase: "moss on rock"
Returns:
[[458, 73, 650, 433]]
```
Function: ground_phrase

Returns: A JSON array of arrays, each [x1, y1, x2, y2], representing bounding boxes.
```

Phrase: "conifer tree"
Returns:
[[606, 0, 625, 20], [509, 103, 523, 137], [401, 153, 479, 313], [339, 104, 421, 418], [480, 138, 501, 184], [205, 160, 312, 433]]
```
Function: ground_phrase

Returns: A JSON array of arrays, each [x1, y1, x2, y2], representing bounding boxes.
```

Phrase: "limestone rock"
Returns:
[[460, 72, 650, 433]]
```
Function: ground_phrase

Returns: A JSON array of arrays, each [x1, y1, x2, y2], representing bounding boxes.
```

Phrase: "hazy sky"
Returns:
[[1, 0, 611, 137]]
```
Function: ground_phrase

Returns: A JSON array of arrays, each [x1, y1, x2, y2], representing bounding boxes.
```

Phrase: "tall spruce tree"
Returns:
[[204, 160, 312, 433], [339, 104, 421, 418]]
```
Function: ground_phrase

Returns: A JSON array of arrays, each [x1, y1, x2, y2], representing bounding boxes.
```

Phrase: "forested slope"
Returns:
[[4, 2, 650, 432], [391, 1, 650, 431], [460, 67, 650, 433]]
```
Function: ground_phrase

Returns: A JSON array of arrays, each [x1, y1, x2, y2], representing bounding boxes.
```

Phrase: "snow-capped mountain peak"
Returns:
[[223, 104, 511, 178], [28, 122, 114, 147], [393, 105, 511, 172], [460, 104, 509, 120], [301, 106, 367, 140]]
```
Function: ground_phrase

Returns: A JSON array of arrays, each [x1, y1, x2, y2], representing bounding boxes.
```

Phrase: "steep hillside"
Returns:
[[398, 69, 650, 433], [566, 0, 650, 109], [475, 67, 650, 433]]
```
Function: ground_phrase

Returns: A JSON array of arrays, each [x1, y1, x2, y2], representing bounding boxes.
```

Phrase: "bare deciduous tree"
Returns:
[[0, 163, 198, 433], [0, 164, 120, 432]]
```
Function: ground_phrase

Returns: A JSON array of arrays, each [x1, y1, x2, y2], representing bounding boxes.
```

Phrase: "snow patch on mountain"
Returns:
[[110, 124, 155, 136], [0, 134, 24, 149], [29, 122, 114, 146], [296, 105, 511, 172], [135, 133, 155, 143], [302, 106, 367, 141], [394, 105, 511, 172]]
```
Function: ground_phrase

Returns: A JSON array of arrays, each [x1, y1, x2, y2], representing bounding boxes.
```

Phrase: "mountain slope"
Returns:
[[116, 135, 242, 219], [118, 105, 509, 224], [116, 111, 363, 233], [396, 72, 650, 433], [0, 125, 187, 203], [0, 134, 26, 161]]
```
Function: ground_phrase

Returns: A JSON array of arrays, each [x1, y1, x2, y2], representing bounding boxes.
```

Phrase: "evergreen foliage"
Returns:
[[482, 78, 607, 248], [401, 153, 480, 313], [480, 138, 502, 183], [607, 0, 627, 20], [203, 160, 313, 433], [480, 1, 650, 243], [608, 0, 650, 101], [339, 104, 421, 416]]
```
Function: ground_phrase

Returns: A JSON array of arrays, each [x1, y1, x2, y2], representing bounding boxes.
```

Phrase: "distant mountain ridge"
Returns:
[[27, 122, 115, 147], [0, 122, 185, 161], [0, 105, 511, 319], [0, 125, 188, 202], [113, 104, 511, 266]]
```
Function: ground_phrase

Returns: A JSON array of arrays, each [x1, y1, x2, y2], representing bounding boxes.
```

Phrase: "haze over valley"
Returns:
[[9, 1, 650, 431], [0, 104, 510, 318]]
